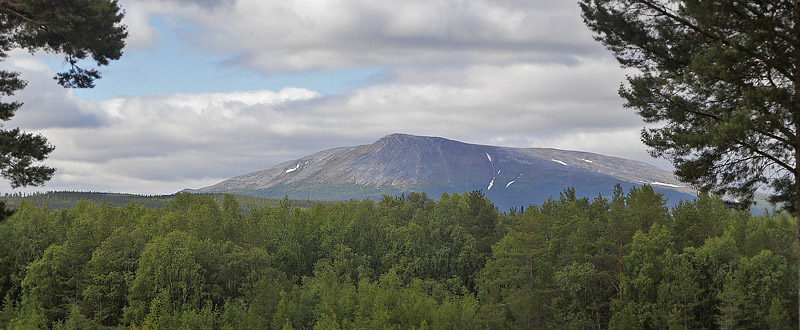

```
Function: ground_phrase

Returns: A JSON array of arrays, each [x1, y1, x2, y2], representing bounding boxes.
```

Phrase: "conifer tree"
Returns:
[[581, 0, 800, 324], [0, 0, 126, 187]]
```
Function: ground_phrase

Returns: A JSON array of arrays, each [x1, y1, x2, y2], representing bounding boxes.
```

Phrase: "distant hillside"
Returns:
[[0, 191, 318, 212], [197, 133, 697, 210]]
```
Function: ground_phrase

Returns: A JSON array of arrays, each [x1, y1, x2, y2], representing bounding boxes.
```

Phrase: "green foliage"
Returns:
[[718, 250, 792, 329], [83, 227, 148, 325], [0, 0, 126, 187], [52, 304, 96, 330], [580, 0, 800, 209], [21, 244, 78, 324], [0, 187, 795, 329], [125, 231, 210, 324], [0, 201, 13, 222], [479, 186, 798, 329]]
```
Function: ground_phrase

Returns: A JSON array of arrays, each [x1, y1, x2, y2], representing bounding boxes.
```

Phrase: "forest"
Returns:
[[0, 186, 795, 329], [0, 192, 318, 212]]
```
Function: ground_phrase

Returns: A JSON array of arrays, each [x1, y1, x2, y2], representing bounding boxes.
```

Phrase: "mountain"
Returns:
[[196, 133, 695, 210]]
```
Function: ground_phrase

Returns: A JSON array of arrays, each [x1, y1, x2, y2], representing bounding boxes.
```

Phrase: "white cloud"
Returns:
[[121, 0, 604, 72], [318, 58, 637, 138], [4, 51, 107, 129], [117, 1, 161, 49], [1, 54, 663, 194], [0, 0, 669, 195]]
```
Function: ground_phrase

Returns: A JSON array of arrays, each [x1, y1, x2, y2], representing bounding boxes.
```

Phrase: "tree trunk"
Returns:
[[794, 218, 800, 330], [795, 187, 799, 330], [794, 3, 800, 328], [618, 238, 623, 300], [684, 298, 687, 329], [794, 124, 800, 328]]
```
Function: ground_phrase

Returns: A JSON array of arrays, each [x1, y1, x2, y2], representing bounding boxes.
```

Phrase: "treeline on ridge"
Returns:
[[0, 186, 796, 329], [0, 191, 317, 212]]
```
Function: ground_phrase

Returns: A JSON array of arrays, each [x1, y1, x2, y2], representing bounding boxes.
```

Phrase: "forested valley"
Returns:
[[0, 186, 796, 329]]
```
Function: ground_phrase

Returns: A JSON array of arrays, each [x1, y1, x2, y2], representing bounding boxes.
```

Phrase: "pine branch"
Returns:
[[0, 1, 48, 27], [637, 0, 795, 81]]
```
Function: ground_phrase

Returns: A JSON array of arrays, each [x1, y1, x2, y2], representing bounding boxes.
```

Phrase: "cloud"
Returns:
[[0, 0, 665, 195], [1, 55, 659, 194], [6, 87, 322, 194], [120, 0, 604, 72], [308, 58, 638, 139], [117, 0, 233, 49], [4, 52, 107, 129]]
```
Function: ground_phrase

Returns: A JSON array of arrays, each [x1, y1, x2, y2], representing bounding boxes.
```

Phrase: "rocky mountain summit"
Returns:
[[197, 133, 694, 210]]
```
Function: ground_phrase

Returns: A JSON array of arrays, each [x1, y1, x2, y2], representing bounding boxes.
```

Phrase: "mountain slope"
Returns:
[[197, 133, 695, 209]]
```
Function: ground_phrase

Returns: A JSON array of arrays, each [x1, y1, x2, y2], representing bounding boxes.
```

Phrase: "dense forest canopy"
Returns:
[[0, 187, 795, 329]]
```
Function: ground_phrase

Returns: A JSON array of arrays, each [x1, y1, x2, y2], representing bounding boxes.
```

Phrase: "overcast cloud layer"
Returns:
[[123, 0, 604, 70], [2, 0, 665, 194]]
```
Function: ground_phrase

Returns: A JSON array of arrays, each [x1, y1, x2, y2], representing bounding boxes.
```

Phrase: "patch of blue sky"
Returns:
[[60, 17, 384, 101]]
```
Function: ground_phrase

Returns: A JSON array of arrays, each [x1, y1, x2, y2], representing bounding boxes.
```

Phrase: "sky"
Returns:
[[2, 0, 670, 195]]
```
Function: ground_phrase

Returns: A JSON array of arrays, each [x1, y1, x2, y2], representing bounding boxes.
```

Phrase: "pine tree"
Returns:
[[0, 0, 126, 187], [581, 0, 800, 325]]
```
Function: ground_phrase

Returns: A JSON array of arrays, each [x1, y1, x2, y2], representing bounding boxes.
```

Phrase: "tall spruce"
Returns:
[[0, 0, 126, 187], [580, 0, 800, 325]]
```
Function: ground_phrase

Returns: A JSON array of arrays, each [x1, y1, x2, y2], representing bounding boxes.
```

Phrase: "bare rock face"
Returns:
[[197, 133, 694, 210]]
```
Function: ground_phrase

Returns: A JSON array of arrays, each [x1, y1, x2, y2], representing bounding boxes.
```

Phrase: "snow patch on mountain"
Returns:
[[651, 181, 682, 188], [285, 163, 301, 173], [197, 133, 694, 211]]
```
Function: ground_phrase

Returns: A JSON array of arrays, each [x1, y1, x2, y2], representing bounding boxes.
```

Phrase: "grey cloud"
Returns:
[[2, 59, 657, 194], [10, 90, 106, 130], [171, 0, 233, 8], [0, 1, 668, 195], [9, 101, 105, 129], [125, 0, 605, 72], [5, 56, 107, 129]]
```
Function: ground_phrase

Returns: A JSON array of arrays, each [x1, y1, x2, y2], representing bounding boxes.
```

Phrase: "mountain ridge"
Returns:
[[197, 133, 695, 209]]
